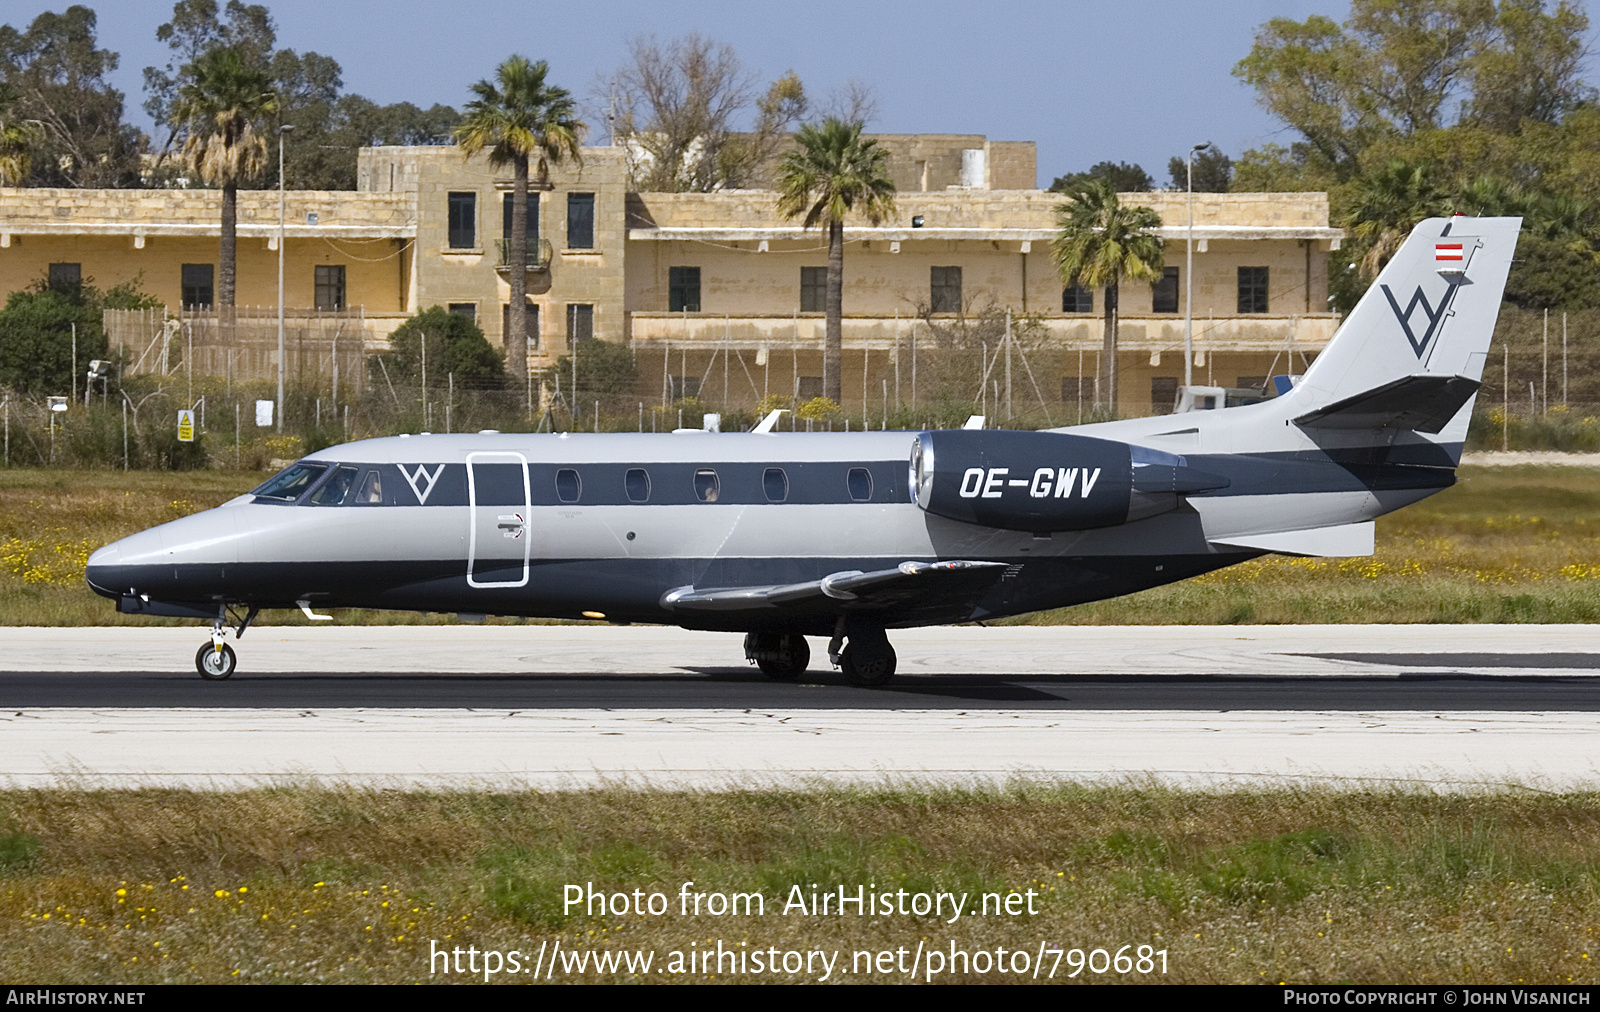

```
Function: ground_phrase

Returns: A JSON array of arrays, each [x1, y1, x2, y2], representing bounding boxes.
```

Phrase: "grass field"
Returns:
[[1, 463, 1597, 626], [1, 786, 1597, 984]]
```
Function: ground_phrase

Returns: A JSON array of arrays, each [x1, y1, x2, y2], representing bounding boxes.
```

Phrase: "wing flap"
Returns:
[[661, 560, 1007, 613]]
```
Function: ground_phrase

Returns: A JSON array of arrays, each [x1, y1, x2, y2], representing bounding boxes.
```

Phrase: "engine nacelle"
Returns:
[[909, 430, 1228, 533]]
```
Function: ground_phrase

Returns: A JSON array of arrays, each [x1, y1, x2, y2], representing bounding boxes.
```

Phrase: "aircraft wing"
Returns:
[[660, 560, 1008, 614]]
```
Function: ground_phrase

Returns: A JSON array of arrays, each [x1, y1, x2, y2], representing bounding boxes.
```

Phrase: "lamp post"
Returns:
[[276, 123, 294, 433], [1184, 141, 1211, 390]]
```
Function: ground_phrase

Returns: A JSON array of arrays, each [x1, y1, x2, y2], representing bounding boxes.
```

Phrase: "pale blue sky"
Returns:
[[64, 0, 1598, 187]]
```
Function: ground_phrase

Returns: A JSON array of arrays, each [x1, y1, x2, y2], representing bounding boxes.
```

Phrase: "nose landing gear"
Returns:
[[195, 604, 258, 680]]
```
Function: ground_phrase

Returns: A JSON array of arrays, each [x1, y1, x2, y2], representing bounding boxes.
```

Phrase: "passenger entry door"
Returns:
[[467, 452, 531, 588]]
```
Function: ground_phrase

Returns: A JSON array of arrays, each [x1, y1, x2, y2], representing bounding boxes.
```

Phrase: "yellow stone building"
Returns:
[[0, 134, 1342, 419]]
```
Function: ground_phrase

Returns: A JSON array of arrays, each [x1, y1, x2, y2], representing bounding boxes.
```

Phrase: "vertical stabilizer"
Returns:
[[1288, 216, 1519, 440]]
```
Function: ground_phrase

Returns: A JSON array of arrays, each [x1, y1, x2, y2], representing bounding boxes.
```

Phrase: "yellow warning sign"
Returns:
[[177, 409, 195, 443]]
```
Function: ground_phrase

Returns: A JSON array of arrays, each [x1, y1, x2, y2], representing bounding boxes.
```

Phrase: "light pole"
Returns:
[[1184, 141, 1211, 390], [276, 122, 294, 432]]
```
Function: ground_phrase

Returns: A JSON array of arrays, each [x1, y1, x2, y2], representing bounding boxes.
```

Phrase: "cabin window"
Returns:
[[251, 462, 328, 502], [309, 465, 360, 505], [555, 468, 582, 503], [693, 468, 720, 502], [625, 467, 650, 502], [847, 467, 873, 502], [762, 467, 788, 502]]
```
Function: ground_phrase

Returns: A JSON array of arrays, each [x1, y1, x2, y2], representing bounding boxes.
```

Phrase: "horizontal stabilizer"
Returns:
[[1293, 374, 1479, 433], [661, 560, 1006, 613], [1211, 521, 1374, 558]]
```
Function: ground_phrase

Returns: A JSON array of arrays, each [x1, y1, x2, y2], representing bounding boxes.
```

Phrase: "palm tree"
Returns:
[[0, 83, 42, 186], [776, 119, 896, 404], [454, 56, 584, 406], [171, 47, 276, 307], [1050, 180, 1163, 414], [1342, 159, 1450, 281]]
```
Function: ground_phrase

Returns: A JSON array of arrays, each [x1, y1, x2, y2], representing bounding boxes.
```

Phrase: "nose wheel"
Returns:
[[196, 642, 237, 680], [194, 604, 257, 680]]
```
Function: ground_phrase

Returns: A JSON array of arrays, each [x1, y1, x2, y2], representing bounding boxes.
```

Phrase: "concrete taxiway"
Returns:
[[2, 624, 1597, 790]]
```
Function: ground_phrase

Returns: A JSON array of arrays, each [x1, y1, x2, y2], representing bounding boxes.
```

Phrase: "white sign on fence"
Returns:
[[255, 400, 274, 428], [176, 409, 195, 442]]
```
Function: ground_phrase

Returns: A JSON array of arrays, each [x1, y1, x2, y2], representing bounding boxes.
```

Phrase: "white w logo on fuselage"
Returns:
[[398, 463, 445, 505], [1381, 281, 1461, 360]]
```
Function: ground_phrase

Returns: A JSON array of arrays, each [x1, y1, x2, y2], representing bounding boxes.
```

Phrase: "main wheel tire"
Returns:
[[841, 637, 896, 687], [753, 633, 810, 681], [196, 643, 237, 680]]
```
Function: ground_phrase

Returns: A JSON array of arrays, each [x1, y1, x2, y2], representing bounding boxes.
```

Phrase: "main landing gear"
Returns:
[[744, 632, 811, 681], [830, 620, 897, 687], [195, 604, 258, 680], [744, 623, 898, 687]]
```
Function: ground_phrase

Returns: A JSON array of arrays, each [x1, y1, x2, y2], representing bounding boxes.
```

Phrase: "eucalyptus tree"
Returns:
[[1050, 180, 1164, 415], [454, 56, 584, 404], [775, 118, 896, 403]]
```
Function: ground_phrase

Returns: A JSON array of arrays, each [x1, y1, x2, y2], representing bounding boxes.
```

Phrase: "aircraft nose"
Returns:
[[85, 543, 123, 599]]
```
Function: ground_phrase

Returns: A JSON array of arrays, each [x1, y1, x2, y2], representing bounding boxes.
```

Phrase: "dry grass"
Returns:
[[2, 464, 1598, 626], [1, 786, 1597, 984]]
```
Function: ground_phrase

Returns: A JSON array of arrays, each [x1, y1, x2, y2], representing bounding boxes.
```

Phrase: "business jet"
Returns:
[[87, 216, 1517, 683]]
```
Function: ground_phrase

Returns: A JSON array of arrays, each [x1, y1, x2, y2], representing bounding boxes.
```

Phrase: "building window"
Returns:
[[797, 376, 823, 400], [1061, 376, 1090, 402], [502, 192, 539, 248], [181, 264, 214, 308], [48, 263, 81, 292], [669, 375, 701, 400], [448, 303, 476, 320], [567, 303, 593, 343], [930, 266, 961, 313], [668, 267, 701, 312], [1236, 375, 1267, 391], [1238, 266, 1269, 313], [502, 300, 540, 349], [314, 265, 346, 311], [447, 192, 476, 249], [567, 192, 595, 249], [1062, 284, 1093, 313], [1152, 267, 1179, 313], [1151, 376, 1179, 413], [800, 266, 826, 312]]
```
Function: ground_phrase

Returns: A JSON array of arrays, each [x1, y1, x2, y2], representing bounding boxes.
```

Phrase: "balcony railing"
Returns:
[[495, 237, 554, 271]]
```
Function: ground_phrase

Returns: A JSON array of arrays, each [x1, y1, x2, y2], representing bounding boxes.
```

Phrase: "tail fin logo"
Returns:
[[1380, 282, 1461, 360]]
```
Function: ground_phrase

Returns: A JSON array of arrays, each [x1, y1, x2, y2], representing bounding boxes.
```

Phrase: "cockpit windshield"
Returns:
[[251, 461, 330, 501]]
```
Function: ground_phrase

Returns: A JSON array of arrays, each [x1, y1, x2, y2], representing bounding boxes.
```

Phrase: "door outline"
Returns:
[[467, 451, 531, 588]]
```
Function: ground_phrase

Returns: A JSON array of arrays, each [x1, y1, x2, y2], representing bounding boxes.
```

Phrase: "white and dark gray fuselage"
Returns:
[[85, 416, 1456, 637]]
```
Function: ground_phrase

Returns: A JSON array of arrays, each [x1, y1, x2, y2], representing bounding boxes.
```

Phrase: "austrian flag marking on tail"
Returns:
[[1435, 243, 1464, 262]]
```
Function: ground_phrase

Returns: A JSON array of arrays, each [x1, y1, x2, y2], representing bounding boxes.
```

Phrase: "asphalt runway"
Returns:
[[3, 625, 1598, 789]]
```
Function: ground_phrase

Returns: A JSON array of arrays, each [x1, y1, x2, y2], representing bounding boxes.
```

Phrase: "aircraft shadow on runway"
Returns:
[[7, 658, 1600, 710]]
